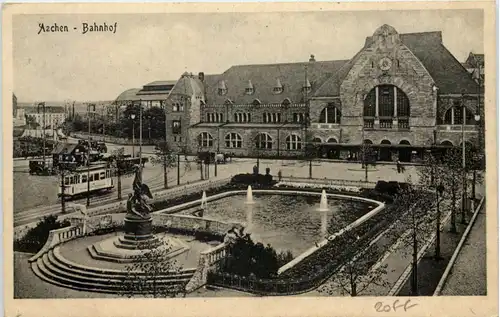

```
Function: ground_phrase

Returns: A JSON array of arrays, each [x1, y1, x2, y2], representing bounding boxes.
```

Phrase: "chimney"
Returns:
[[309, 54, 316, 62], [198, 72, 205, 82]]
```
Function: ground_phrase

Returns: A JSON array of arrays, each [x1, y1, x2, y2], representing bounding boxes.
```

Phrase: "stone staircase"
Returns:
[[31, 247, 196, 294]]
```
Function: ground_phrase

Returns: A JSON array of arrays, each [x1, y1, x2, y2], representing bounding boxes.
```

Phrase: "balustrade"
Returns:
[[379, 118, 393, 129], [398, 119, 409, 130]]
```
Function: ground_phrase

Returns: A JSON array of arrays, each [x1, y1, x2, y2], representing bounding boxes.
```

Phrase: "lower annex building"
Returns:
[[116, 24, 484, 162]]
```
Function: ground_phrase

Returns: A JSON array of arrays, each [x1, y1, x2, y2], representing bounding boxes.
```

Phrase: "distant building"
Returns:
[[114, 74, 205, 151], [23, 105, 66, 129]]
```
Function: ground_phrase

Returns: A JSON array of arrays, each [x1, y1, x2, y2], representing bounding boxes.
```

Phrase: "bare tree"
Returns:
[[319, 242, 390, 296], [389, 179, 436, 295], [118, 239, 187, 298], [151, 141, 177, 189], [416, 153, 446, 259]]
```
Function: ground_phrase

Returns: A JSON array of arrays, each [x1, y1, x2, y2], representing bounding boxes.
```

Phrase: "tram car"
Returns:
[[58, 163, 114, 198]]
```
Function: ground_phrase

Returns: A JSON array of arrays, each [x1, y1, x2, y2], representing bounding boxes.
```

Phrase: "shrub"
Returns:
[[14, 215, 71, 253], [231, 173, 276, 186], [221, 236, 291, 279]]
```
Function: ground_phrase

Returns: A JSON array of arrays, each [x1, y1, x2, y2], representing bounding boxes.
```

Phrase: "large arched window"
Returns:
[[364, 85, 410, 128], [312, 137, 322, 143], [319, 104, 341, 124], [198, 132, 214, 147], [225, 133, 243, 148], [286, 134, 302, 150], [255, 133, 273, 149], [443, 106, 475, 125]]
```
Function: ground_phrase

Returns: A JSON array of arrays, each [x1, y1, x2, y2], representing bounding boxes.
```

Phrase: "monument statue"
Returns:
[[127, 165, 154, 219], [121, 165, 160, 249]]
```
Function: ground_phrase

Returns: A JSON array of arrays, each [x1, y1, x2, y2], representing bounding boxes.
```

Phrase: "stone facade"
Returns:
[[119, 25, 484, 160]]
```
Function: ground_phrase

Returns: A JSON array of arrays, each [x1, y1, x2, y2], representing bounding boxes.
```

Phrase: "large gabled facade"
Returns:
[[186, 25, 483, 161]]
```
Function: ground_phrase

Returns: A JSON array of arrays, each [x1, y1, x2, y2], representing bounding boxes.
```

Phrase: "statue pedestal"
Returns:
[[118, 213, 160, 249]]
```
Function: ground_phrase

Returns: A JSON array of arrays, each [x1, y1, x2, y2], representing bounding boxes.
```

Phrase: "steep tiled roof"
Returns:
[[203, 60, 349, 105], [401, 32, 480, 94], [315, 31, 479, 97], [170, 74, 204, 97]]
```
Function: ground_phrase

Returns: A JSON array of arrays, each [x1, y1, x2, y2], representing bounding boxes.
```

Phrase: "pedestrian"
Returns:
[[396, 160, 401, 173], [278, 169, 282, 182]]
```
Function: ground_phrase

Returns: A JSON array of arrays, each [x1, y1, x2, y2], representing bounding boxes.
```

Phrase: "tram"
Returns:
[[58, 163, 114, 198]]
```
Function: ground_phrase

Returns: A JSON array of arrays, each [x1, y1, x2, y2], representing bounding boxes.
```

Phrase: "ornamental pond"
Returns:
[[175, 191, 376, 256]]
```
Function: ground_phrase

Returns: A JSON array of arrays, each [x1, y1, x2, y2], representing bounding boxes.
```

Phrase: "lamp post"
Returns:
[[435, 183, 444, 259], [471, 114, 481, 212], [130, 113, 136, 157], [147, 115, 152, 143], [460, 94, 467, 224], [362, 126, 368, 182]]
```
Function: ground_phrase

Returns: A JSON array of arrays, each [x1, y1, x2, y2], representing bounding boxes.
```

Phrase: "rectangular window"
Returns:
[[94, 173, 99, 181], [82, 175, 87, 183], [65, 177, 70, 185], [100, 172, 105, 179], [88, 174, 93, 182], [172, 120, 181, 134]]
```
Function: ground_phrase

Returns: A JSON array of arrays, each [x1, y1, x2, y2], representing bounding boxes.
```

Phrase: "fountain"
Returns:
[[320, 210, 328, 237], [201, 191, 208, 210], [318, 190, 329, 211], [245, 185, 255, 204]]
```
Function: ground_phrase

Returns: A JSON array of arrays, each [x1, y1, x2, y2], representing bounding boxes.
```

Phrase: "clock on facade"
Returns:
[[378, 57, 392, 71]]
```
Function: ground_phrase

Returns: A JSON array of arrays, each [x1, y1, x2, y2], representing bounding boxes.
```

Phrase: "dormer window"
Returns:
[[273, 78, 284, 94], [218, 80, 228, 96], [245, 80, 254, 95]]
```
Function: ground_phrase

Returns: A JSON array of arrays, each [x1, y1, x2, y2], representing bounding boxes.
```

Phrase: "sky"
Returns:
[[13, 9, 483, 102]]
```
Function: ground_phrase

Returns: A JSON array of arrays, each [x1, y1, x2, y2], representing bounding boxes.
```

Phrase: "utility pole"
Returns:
[[37, 102, 46, 166], [362, 126, 368, 182], [86, 103, 96, 207], [139, 100, 143, 175], [461, 94, 467, 224], [177, 153, 181, 185]]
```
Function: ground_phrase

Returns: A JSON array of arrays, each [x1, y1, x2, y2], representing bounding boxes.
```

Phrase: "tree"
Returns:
[[440, 147, 466, 232], [317, 204, 391, 296], [151, 141, 177, 189], [304, 131, 318, 179], [417, 153, 447, 259], [13, 215, 71, 253], [319, 241, 390, 296], [389, 179, 436, 295], [118, 239, 187, 298], [109, 147, 128, 200], [24, 114, 39, 129]]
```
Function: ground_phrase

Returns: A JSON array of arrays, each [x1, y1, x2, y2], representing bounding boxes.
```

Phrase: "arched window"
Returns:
[[282, 98, 291, 106], [225, 133, 242, 148], [286, 134, 302, 150], [363, 139, 373, 144], [219, 113, 224, 122], [312, 137, 322, 143], [364, 85, 410, 118], [326, 138, 337, 143], [198, 132, 214, 147], [252, 99, 261, 106], [255, 133, 273, 149], [319, 104, 341, 124], [443, 106, 474, 125], [441, 140, 453, 146]]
